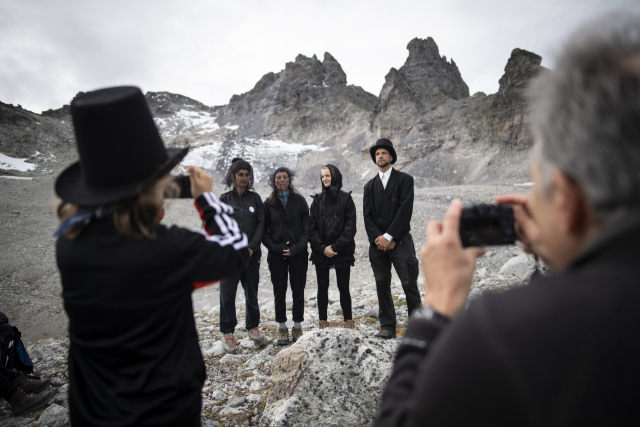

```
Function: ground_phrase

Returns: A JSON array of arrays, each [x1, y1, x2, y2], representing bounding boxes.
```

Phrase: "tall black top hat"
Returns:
[[369, 138, 397, 164], [55, 86, 188, 206]]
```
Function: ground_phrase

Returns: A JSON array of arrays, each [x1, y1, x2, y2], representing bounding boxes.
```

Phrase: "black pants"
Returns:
[[268, 256, 308, 323], [219, 249, 261, 334], [369, 233, 422, 331], [315, 265, 352, 321], [0, 363, 20, 400]]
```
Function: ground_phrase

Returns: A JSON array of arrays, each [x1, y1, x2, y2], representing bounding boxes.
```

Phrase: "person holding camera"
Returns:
[[309, 164, 357, 329], [55, 87, 249, 427], [363, 139, 422, 339], [375, 14, 640, 426], [218, 158, 266, 353], [262, 167, 309, 345]]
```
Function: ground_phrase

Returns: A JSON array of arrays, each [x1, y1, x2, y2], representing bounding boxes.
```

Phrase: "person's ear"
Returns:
[[552, 171, 590, 235]]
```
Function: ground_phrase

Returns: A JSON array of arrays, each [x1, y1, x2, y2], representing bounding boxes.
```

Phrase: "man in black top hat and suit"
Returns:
[[363, 138, 422, 339]]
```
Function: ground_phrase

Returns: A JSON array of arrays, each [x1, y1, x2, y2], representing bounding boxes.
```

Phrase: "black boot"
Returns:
[[9, 389, 55, 416], [12, 373, 51, 394]]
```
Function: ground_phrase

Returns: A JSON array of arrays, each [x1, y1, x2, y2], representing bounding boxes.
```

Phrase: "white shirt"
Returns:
[[378, 167, 393, 190], [378, 167, 394, 243]]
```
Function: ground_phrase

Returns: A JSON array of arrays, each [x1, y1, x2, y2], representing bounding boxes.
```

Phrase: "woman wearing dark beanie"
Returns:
[[308, 164, 357, 329]]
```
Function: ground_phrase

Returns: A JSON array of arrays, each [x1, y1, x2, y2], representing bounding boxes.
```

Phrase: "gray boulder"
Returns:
[[38, 403, 69, 427], [260, 329, 398, 427], [499, 253, 536, 279]]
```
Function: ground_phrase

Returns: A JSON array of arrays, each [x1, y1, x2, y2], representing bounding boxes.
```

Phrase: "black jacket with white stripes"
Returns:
[[56, 192, 249, 427]]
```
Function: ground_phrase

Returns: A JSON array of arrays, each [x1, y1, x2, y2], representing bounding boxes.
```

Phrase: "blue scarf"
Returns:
[[277, 191, 290, 207], [53, 207, 111, 238]]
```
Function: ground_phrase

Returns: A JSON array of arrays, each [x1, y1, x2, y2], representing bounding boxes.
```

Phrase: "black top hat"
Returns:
[[55, 86, 188, 207], [370, 138, 397, 164]]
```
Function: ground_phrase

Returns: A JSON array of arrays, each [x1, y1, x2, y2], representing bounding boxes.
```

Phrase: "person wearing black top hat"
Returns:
[[262, 167, 309, 345], [309, 164, 357, 329], [218, 158, 266, 353], [54, 86, 249, 427], [363, 138, 422, 339]]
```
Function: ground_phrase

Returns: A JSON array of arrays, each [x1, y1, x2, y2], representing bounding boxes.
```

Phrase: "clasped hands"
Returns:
[[422, 196, 541, 318], [375, 236, 396, 251]]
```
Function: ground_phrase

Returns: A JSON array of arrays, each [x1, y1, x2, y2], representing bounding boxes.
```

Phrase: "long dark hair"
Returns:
[[223, 157, 254, 190], [268, 167, 296, 203]]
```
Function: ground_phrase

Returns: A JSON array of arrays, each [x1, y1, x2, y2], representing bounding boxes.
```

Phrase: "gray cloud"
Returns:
[[1, 0, 638, 114]]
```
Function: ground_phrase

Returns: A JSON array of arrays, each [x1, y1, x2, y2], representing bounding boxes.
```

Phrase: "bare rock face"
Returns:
[[260, 329, 397, 427], [394, 47, 544, 186], [487, 48, 544, 146], [402, 37, 469, 102], [0, 101, 75, 175], [217, 52, 377, 145], [372, 37, 469, 142]]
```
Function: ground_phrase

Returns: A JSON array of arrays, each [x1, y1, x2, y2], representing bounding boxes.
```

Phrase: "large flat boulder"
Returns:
[[260, 329, 398, 427]]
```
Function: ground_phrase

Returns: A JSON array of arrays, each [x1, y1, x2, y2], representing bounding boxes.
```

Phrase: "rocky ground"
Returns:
[[0, 247, 536, 426]]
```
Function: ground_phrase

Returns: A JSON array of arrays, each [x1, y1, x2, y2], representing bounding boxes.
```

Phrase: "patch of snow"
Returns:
[[0, 176, 33, 180], [224, 124, 239, 131], [0, 153, 36, 172], [155, 110, 219, 136], [514, 182, 534, 187], [178, 138, 329, 181]]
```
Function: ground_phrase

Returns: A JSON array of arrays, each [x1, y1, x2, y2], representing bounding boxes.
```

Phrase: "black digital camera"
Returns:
[[170, 175, 192, 199], [459, 204, 516, 247]]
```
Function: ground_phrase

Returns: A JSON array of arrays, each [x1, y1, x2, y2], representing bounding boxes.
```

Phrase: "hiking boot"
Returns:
[[222, 334, 237, 354], [374, 329, 397, 339], [319, 321, 329, 330], [277, 327, 290, 345], [12, 373, 51, 394], [343, 320, 356, 329], [9, 389, 55, 417], [247, 327, 266, 344], [291, 326, 303, 342]]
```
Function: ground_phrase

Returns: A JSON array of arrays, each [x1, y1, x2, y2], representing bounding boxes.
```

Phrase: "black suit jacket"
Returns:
[[363, 168, 414, 245]]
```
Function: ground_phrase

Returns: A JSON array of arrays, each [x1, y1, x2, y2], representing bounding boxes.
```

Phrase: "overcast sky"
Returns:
[[1, 0, 639, 114]]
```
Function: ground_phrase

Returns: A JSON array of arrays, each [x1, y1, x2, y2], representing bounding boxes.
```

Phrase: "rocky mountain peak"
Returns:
[[405, 37, 441, 65], [497, 48, 543, 96], [399, 37, 469, 101], [282, 54, 326, 87], [322, 52, 347, 86], [372, 37, 470, 142]]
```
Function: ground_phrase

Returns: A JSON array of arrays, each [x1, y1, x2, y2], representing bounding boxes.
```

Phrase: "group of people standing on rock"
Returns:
[[217, 137, 420, 353]]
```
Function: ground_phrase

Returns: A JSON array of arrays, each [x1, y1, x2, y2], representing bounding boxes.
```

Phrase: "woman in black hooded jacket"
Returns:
[[309, 164, 357, 328]]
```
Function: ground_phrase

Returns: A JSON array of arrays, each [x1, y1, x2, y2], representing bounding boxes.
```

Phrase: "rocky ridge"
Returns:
[[1, 37, 543, 189]]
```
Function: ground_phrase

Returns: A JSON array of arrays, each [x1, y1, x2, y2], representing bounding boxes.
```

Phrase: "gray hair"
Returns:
[[529, 13, 640, 223]]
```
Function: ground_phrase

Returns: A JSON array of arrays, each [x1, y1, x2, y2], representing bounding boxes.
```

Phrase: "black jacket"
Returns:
[[219, 188, 264, 253], [309, 190, 356, 266], [375, 219, 640, 427], [57, 192, 249, 427], [262, 192, 309, 260], [363, 168, 414, 245]]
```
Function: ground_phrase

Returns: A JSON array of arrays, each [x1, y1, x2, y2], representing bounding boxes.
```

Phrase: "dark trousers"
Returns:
[[219, 250, 261, 334], [0, 363, 20, 400], [315, 265, 352, 321], [369, 233, 422, 331], [268, 256, 308, 323]]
